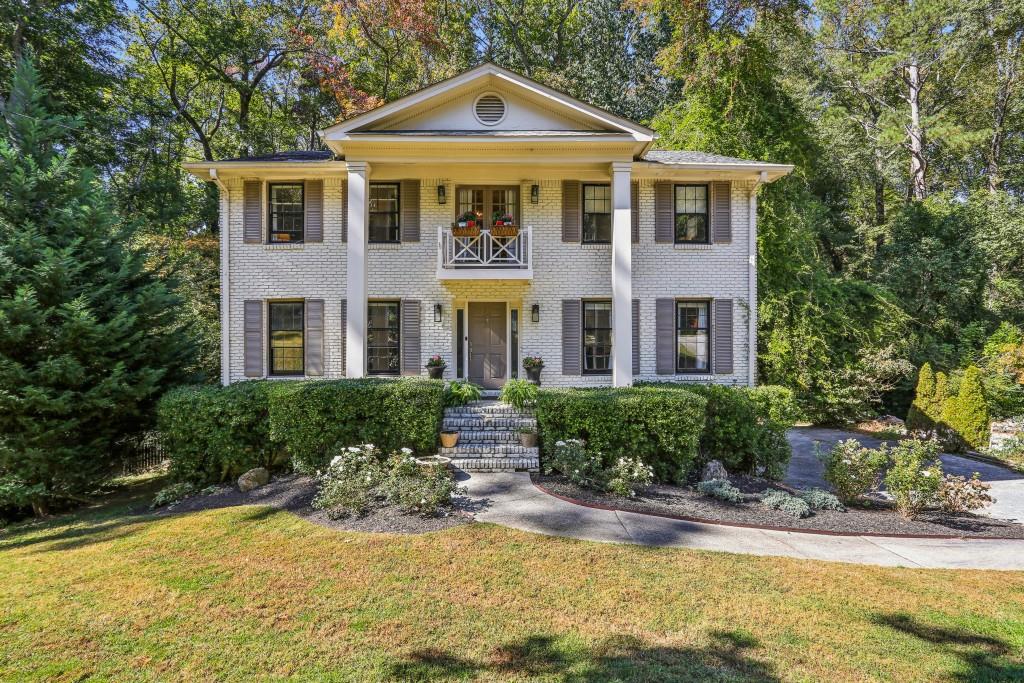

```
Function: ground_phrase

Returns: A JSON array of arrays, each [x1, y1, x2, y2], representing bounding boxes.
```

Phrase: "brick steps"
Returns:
[[440, 400, 538, 472]]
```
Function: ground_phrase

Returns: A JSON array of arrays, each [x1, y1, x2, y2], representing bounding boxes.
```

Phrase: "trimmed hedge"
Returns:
[[157, 381, 284, 486], [535, 387, 707, 482], [269, 378, 445, 473], [680, 384, 796, 479]]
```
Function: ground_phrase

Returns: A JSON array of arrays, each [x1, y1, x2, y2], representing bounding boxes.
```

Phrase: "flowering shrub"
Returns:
[[606, 457, 654, 497], [884, 439, 944, 519], [986, 436, 1024, 469], [313, 444, 461, 518], [544, 439, 606, 490], [938, 473, 994, 514], [760, 490, 812, 518], [696, 478, 743, 503], [797, 488, 845, 512], [817, 439, 889, 504]]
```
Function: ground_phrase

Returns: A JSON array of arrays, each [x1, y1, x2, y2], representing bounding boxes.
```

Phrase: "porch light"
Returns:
[[530, 184, 539, 204], [531, 304, 540, 322], [434, 303, 443, 322], [437, 184, 446, 204]]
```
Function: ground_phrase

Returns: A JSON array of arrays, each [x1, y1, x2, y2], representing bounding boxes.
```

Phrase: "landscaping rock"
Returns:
[[238, 467, 270, 492], [701, 460, 728, 482]]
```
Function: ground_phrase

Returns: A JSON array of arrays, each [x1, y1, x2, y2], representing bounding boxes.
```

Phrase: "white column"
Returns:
[[611, 161, 633, 387], [346, 162, 370, 378]]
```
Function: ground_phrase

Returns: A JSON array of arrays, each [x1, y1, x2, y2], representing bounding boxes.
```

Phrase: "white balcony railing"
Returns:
[[437, 225, 533, 279]]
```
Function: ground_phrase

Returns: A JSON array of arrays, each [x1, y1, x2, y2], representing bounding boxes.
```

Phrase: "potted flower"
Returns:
[[453, 211, 480, 237], [519, 427, 538, 448], [425, 354, 446, 379], [523, 356, 544, 384], [490, 212, 518, 237], [440, 431, 459, 448]]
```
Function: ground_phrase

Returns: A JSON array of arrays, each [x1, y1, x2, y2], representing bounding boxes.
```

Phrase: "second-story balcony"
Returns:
[[436, 225, 533, 280]]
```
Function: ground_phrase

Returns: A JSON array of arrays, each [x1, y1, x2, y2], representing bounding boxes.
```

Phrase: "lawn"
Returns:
[[2, 479, 1024, 682]]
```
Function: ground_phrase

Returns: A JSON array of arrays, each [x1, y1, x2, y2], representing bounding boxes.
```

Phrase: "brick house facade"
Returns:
[[186, 64, 792, 391]]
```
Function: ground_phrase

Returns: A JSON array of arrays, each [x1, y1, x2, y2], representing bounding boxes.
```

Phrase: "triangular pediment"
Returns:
[[321, 63, 653, 140]]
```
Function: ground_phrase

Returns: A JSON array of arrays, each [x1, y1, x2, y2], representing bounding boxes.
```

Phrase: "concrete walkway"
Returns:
[[462, 472, 1024, 570], [786, 427, 1024, 523]]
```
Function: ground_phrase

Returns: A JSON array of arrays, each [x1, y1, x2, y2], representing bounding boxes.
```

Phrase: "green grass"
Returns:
[[2, 479, 1024, 681]]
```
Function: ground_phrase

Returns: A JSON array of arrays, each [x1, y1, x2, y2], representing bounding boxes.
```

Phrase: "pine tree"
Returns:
[[0, 56, 193, 515], [906, 363, 936, 434], [944, 366, 990, 451]]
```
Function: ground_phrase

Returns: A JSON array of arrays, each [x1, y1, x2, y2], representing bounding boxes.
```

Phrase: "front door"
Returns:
[[468, 302, 507, 389]]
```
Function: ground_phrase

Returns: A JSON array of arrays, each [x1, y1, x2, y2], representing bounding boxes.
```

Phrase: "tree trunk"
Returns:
[[906, 61, 927, 200], [873, 146, 886, 225]]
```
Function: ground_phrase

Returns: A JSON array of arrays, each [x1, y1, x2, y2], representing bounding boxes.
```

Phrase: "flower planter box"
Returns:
[[452, 226, 481, 238], [490, 225, 519, 238]]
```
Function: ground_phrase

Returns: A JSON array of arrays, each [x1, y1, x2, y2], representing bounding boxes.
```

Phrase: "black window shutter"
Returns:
[[632, 299, 640, 375], [712, 181, 731, 243], [655, 298, 675, 375], [244, 300, 263, 377], [400, 180, 420, 242], [562, 181, 580, 242], [243, 181, 262, 243], [305, 180, 323, 242], [561, 299, 581, 375], [401, 299, 421, 375], [654, 182, 673, 243], [714, 298, 734, 374], [340, 299, 347, 375], [305, 299, 324, 376]]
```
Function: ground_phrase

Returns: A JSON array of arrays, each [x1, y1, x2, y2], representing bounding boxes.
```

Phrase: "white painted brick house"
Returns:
[[185, 63, 791, 396]]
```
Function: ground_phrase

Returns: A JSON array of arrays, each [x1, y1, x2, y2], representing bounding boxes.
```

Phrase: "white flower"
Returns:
[[331, 455, 343, 466], [420, 498, 426, 504], [347, 446, 360, 453], [401, 447, 413, 455], [364, 443, 375, 450], [556, 440, 566, 448]]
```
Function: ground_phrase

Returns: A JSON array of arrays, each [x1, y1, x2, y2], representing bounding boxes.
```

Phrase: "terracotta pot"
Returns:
[[427, 365, 445, 379], [519, 432, 538, 448], [440, 432, 459, 448]]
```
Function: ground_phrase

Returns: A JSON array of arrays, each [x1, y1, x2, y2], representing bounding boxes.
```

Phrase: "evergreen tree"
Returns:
[[906, 363, 936, 433], [0, 56, 193, 515], [943, 366, 990, 451]]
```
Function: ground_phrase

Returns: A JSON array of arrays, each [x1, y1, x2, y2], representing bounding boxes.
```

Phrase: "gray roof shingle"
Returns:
[[218, 150, 335, 162], [640, 150, 773, 166]]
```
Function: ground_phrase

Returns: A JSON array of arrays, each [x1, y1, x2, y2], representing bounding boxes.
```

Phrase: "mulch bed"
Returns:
[[533, 473, 1024, 539], [159, 474, 474, 534]]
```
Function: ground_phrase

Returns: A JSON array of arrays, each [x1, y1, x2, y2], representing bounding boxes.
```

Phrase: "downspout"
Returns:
[[748, 171, 767, 387], [210, 168, 231, 386]]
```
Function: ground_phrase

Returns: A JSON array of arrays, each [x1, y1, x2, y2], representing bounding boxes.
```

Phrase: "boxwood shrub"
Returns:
[[157, 381, 284, 486], [535, 387, 707, 482], [269, 378, 444, 473]]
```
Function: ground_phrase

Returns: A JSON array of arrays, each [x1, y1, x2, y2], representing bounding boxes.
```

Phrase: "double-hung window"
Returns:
[[582, 300, 613, 373], [369, 183, 400, 243], [269, 302, 304, 376], [268, 183, 304, 243], [674, 184, 708, 244], [676, 301, 710, 373], [367, 301, 400, 374], [582, 184, 611, 243]]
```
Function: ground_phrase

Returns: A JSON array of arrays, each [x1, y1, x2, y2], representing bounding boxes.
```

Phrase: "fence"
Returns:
[[119, 432, 169, 475]]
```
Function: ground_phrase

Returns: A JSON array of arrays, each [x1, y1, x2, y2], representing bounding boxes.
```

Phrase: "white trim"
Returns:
[[210, 168, 231, 386], [748, 171, 767, 387], [346, 162, 371, 378], [610, 161, 633, 387]]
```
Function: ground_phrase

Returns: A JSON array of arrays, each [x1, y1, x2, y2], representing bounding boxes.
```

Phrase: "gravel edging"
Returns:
[[532, 474, 1024, 539], [157, 474, 474, 534]]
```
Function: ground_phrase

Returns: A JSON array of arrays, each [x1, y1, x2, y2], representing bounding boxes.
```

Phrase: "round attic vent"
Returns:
[[474, 93, 506, 125]]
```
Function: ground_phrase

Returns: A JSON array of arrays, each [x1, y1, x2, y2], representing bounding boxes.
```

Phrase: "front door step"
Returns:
[[441, 400, 538, 473]]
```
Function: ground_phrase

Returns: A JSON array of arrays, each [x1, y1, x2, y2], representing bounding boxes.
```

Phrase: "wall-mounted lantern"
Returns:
[[530, 184, 539, 204], [531, 304, 540, 323], [437, 184, 446, 204], [434, 303, 443, 323]]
